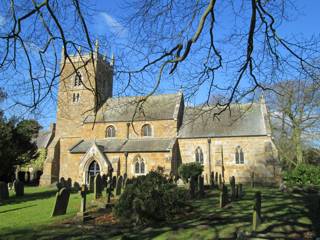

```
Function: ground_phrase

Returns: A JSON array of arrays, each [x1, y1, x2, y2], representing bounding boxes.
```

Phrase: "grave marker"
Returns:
[[51, 188, 70, 217]]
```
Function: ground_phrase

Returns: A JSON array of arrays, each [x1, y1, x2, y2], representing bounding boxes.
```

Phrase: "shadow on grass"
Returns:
[[0, 187, 318, 240], [0, 204, 37, 214], [1, 188, 57, 206]]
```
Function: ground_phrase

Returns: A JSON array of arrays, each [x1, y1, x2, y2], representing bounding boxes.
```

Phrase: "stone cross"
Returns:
[[14, 180, 24, 197], [252, 191, 262, 231], [51, 187, 70, 217], [0, 182, 9, 201]]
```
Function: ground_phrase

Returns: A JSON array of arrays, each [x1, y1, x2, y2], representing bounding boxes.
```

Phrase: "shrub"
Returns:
[[114, 171, 189, 224], [178, 162, 203, 183], [284, 164, 320, 186]]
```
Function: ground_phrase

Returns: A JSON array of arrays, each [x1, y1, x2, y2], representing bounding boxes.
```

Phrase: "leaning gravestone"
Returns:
[[94, 174, 103, 200], [115, 176, 123, 196], [0, 182, 9, 201], [252, 191, 262, 231], [230, 176, 236, 201], [198, 175, 205, 198], [14, 180, 24, 197], [51, 187, 70, 217]]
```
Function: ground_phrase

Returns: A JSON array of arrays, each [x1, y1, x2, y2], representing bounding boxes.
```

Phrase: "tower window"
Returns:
[[141, 124, 152, 137], [235, 146, 245, 164], [72, 93, 80, 103], [106, 125, 116, 138], [74, 72, 82, 86], [195, 147, 204, 164]]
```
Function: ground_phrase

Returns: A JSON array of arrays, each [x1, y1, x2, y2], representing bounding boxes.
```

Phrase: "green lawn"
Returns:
[[0, 185, 319, 239]]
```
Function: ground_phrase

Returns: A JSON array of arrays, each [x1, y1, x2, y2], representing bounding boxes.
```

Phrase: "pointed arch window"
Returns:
[[141, 124, 152, 137], [74, 72, 82, 86], [195, 147, 204, 164], [87, 160, 100, 183], [235, 146, 244, 164], [106, 125, 116, 138], [133, 155, 146, 175]]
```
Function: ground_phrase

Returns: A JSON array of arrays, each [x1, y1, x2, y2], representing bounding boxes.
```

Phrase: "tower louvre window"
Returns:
[[72, 92, 80, 103], [74, 72, 82, 86]]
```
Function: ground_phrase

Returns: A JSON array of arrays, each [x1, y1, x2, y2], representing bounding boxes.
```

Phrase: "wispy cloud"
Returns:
[[100, 12, 127, 37]]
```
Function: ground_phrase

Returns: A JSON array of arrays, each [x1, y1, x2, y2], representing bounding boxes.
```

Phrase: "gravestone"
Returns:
[[0, 182, 9, 201], [115, 175, 123, 196], [18, 171, 25, 182], [215, 172, 218, 185], [77, 185, 89, 222], [210, 172, 215, 188], [66, 178, 72, 190], [190, 176, 196, 199], [111, 176, 117, 189], [14, 180, 24, 197], [251, 172, 255, 188], [73, 182, 81, 192], [94, 174, 103, 199], [123, 173, 127, 188], [252, 191, 262, 231], [235, 185, 239, 199], [239, 184, 243, 198], [89, 175, 95, 193], [198, 175, 205, 198], [51, 188, 70, 217], [218, 174, 222, 189], [106, 168, 114, 205], [230, 176, 236, 201], [219, 184, 228, 208]]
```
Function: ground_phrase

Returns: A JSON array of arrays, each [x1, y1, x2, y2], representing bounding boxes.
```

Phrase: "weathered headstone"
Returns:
[[14, 180, 24, 197], [94, 174, 103, 199], [190, 176, 196, 199], [219, 184, 228, 208], [111, 176, 117, 189], [51, 188, 70, 217], [25, 172, 30, 183], [251, 172, 255, 188], [252, 191, 262, 231], [89, 175, 95, 193], [18, 171, 25, 182], [0, 182, 9, 201], [115, 175, 123, 196], [230, 176, 236, 201], [210, 172, 215, 189], [215, 172, 218, 185], [198, 175, 205, 197], [106, 169, 114, 205], [66, 178, 72, 190], [73, 182, 81, 192], [123, 173, 127, 187]]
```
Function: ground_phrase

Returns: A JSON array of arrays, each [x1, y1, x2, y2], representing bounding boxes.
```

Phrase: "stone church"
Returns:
[[40, 45, 281, 186]]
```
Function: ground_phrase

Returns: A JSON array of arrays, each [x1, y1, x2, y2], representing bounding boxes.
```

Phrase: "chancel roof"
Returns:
[[84, 92, 182, 123], [69, 138, 175, 153], [178, 103, 267, 138]]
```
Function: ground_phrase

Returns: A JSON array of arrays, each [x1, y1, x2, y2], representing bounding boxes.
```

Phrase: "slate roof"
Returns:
[[84, 92, 182, 123], [35, 130, 54, 148], [178, 103, 267, 138], [69, 138, 175, 153]]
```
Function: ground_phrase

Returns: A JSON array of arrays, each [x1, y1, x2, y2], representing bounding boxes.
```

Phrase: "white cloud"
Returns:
[[100, 12, 127, 37]]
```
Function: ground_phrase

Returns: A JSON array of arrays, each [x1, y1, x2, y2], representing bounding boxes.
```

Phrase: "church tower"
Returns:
[[55, 41, 114, 137]]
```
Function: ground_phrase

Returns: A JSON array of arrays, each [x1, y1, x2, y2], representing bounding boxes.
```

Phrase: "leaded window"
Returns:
[[195, 147, 204, 164], [235, 146, 244, 164], [141, 124, 152, 137]]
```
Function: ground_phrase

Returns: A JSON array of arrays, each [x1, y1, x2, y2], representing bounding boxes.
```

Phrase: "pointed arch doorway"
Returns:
[[87, 160, 100, 183]]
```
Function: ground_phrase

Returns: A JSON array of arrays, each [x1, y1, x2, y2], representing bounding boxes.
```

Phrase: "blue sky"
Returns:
[[1, 0, 320, 129]]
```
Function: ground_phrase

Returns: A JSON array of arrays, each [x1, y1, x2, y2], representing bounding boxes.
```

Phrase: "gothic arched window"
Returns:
[[235, 146, 245, 164], [87, 160, 100, 183], [133, 155, 146, 175], [106, 125, 116, 138], [74, 72, 82, 86], [195, 147, 204, 164], [141, 124, 152, 137]]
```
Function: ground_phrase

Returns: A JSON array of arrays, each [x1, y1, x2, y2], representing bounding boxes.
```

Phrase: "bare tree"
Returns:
[[267, 78, 320, 167]]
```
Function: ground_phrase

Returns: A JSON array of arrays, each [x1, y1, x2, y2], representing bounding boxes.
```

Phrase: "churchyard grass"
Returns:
[[0, 185, 318, 239]]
